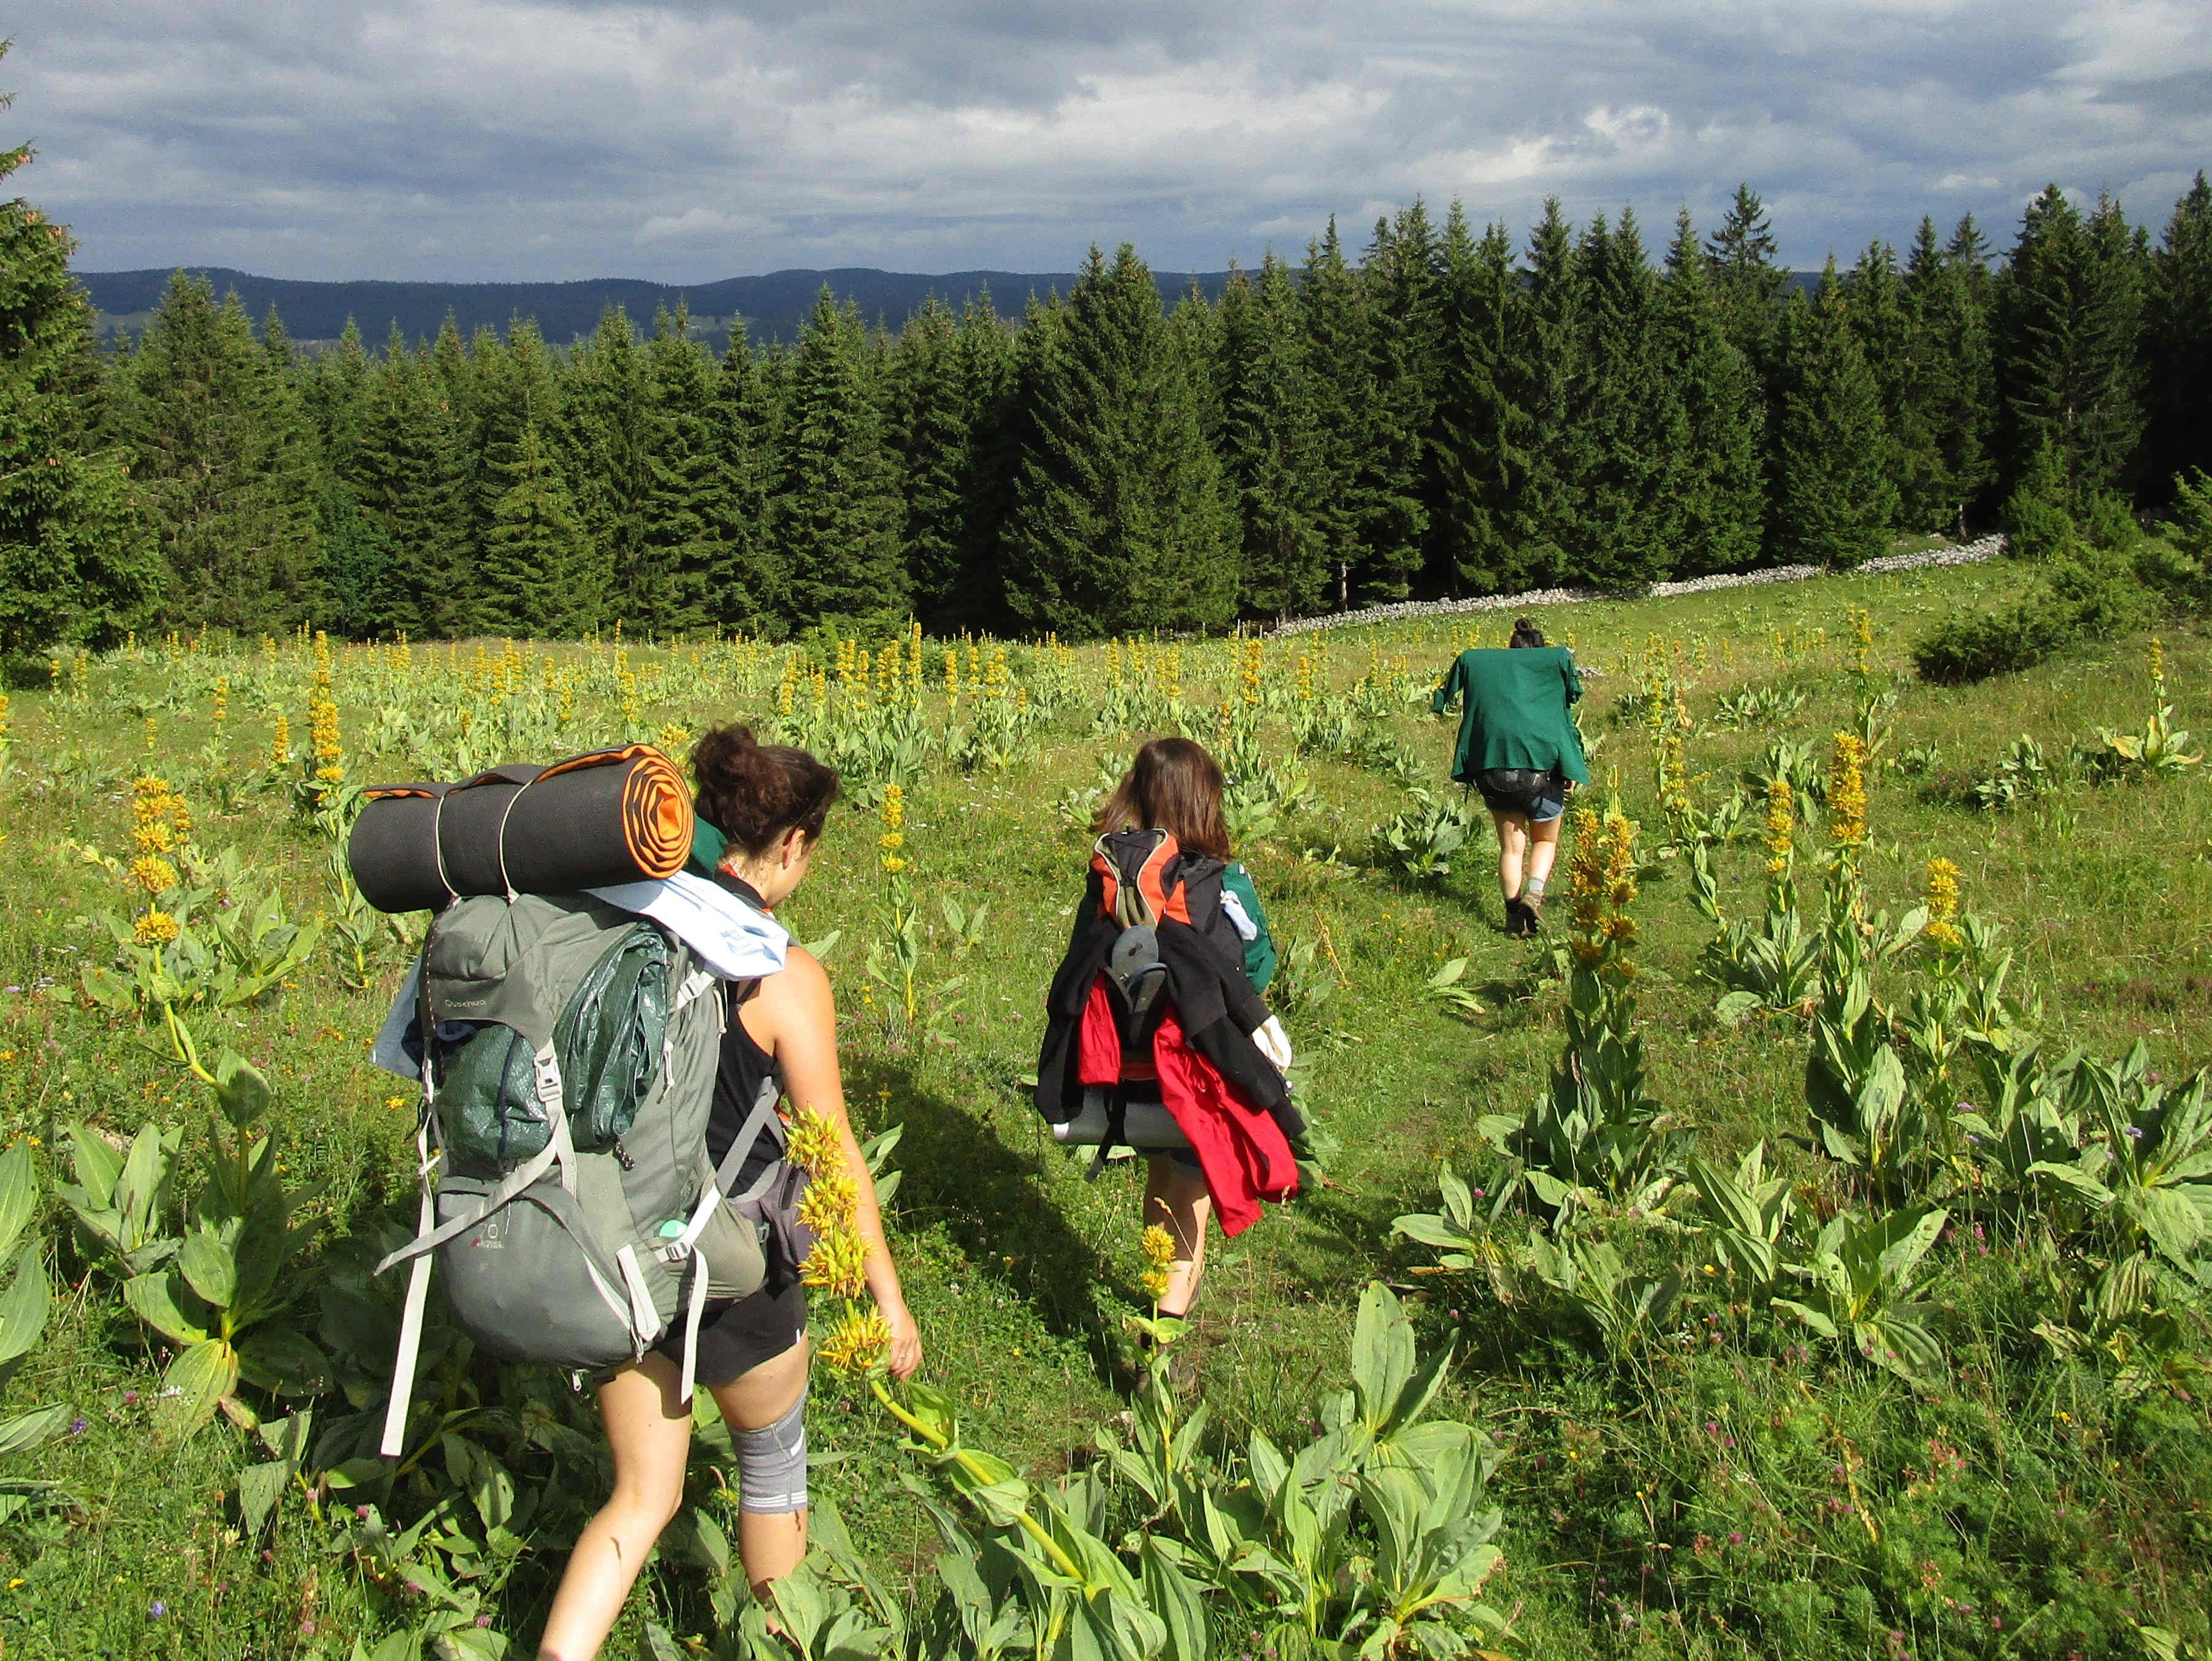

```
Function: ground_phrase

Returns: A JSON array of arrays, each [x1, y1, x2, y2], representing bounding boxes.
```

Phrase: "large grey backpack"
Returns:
[[373, 892, 767, 1457]]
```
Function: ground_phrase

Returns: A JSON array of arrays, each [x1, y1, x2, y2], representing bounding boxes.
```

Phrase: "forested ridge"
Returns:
[[7, 166, 2211, 651]]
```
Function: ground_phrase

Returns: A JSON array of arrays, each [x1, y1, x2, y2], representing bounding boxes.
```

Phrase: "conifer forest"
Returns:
[[9, 158, 2212, 655], [13, 32, 2212, 1659]]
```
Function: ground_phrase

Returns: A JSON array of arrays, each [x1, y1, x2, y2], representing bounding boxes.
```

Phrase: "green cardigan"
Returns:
[[1431, 646, 1591, 787]]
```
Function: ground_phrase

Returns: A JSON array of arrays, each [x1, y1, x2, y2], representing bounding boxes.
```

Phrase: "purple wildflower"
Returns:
[[150, 1602, 167, 1617], [67, 1417, 86, 1437]]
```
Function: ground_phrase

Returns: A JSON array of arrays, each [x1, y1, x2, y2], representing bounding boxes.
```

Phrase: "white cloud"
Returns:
[[6, 0, 2208, 281]]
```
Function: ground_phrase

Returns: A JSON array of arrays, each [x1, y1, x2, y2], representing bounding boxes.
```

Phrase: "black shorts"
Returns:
[[1475, 767, 1567, 822], [650, 1274, 808, 1389]]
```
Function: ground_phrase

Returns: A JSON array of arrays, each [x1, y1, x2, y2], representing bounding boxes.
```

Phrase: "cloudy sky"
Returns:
[[11, 0, 2210, 282]]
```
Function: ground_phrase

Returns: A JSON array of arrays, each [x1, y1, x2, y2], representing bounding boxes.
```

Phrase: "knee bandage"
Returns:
[[736, 1390, 808, 1516]]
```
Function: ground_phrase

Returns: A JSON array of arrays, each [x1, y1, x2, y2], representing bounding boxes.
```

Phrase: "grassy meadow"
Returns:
[[2, 548, 2210, 1659]]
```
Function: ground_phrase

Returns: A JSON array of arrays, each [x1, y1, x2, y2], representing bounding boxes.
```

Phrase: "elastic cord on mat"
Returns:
[[491, 773, 538, 903]]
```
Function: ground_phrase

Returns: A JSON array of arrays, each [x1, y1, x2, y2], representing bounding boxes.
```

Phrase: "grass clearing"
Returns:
[[2, 551, 2210, 1657]]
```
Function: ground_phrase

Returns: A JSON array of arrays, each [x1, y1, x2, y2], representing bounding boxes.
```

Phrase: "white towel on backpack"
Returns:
[[587, 870, 790, 983]]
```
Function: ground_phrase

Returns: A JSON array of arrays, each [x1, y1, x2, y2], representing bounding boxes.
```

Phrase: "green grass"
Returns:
[[2, 551, 2210, 1657]]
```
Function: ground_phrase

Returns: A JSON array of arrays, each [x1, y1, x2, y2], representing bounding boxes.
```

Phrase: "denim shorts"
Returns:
[[1475, 767, 1567, 823]]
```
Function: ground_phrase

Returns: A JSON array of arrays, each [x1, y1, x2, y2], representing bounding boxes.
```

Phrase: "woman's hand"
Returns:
[[882, 1300, 923, 1380]]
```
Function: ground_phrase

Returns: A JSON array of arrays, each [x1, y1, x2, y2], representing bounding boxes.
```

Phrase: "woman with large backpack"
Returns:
[[540, 725, 920, 1660], [1055, 737, 1288, 1332]]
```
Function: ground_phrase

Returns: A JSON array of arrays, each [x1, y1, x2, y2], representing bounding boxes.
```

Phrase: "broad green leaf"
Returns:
[[1857, 1315, 1946, 1385], [1713, 990, 1762, 1026], [0, 1144, 38, 1261], [2127, 1186, 2206, 1266], [1771, 1297, 1840, 1341], [178, 1225, 239, 1312], [236, 1457, 291, 1537], [123, 1272, 209, 1345], [156, 1337, 240, 1440], [213, 1050, 273, 1129], [1872, 1206, 1948, 1289], [0, 1402, 73, 1457], [432, 1627, 508, 1661], [0, 1243, 48, 1365], [237, 1329, 332, 1397], [2025, 1160, 2113, 1205], [115, 1123, 177, 1235], [1392, 1213, 1478, 1251]]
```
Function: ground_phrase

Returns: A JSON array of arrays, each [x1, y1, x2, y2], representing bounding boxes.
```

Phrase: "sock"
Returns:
[[1523, 875, 1547, 900]]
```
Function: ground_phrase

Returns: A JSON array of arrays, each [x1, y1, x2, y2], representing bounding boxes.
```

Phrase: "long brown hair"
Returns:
[[1094, 737, 1231, 860]]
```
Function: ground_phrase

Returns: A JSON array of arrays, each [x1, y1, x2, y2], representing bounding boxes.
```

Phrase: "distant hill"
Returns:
[[75, 266, 1238, 350]]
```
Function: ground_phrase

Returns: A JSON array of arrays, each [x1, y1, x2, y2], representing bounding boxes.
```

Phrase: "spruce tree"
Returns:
[[1706, 184, 1793, 378], [1659, 210, 1765, 574], [1298, 220, 1371, 606], [481, 421, 590, 635], [1432, 211, 1528, 593], [770, 288, 908, 627], [1000, 245, 1234, 636], [346, 327, 471, 638], [1994, 185, 2146, 499], [886, 296, 971, 627], [1507, 198, 1590, 584], [1575, 207, 1689, 587], [2143, 173, 2212, 500], [705, 329, 781, 630], [118, 274, 321, 631], [1896, 217, 1996, 535], [0, 73, 156, 652], [465, 321, 576, 634], [1770, 264, 1900, 568], [1839, 239, 1909, 482], [948, 291, 1019, 632], [559, 307, 647, 633], [1218, 256, 1328, 620], [1354, 203, 1439, 598], [639, 304, 725, 636]]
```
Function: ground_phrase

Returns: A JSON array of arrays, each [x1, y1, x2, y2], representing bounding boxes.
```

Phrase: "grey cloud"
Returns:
[[10, 1, 2210, 284]]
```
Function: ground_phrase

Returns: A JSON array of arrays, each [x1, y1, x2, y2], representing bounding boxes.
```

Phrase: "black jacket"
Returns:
[[1036, 852, 1301, 1140]]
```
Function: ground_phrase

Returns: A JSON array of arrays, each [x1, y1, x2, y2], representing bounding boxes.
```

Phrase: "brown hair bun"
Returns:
[[691, 723, 840, 857]]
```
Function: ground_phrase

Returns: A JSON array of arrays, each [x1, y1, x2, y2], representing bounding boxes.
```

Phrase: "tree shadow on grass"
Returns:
[[845, 1050, 1130, 1378]]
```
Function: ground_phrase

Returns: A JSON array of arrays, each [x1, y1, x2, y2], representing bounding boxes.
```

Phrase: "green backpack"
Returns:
[[373, 892, 767, 1457]]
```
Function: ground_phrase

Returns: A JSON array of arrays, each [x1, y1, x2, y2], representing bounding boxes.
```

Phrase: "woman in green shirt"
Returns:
[[1430, 617, 1590, 935]]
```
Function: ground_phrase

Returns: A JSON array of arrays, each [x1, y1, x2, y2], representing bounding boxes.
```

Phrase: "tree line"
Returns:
[[6, 156, 2210, 650]]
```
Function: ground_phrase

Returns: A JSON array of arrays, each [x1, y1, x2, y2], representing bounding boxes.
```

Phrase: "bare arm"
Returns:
[[748, 948, 922, 1378]]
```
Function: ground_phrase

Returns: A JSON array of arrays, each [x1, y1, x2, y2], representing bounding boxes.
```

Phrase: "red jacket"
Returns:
[[1076, 977, 1296, 1237]]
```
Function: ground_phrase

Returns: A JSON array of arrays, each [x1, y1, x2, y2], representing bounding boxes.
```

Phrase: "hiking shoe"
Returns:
[[1503, 898, 1531, 936], [1521, 894, 1545, 933]]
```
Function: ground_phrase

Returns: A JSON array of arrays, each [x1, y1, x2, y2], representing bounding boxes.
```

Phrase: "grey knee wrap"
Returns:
[[736, 1390, 808, 1516]]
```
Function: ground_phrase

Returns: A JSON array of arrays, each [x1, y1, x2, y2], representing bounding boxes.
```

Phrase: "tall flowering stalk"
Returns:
[[129, 774, 191, 947], [1764, 777, 1796, 911], [865, 784, 924, 1025], [1923, 858, 1962, 954]]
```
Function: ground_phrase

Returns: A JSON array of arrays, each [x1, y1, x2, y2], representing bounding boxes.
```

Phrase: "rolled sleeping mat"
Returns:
[[348, 745, 695, 914], [346, 781, 455, 913], [1051, 1091, 1192, 1150]]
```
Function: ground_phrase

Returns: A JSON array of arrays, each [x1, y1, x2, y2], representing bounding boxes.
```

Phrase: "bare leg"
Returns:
[[1143, 1158, 1214, 1315], [709, 1338, 813, 1596], [539, 1354, 694, 1661], [1493, 811, 1528, 907], [1525, 812, 1563, 894]]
